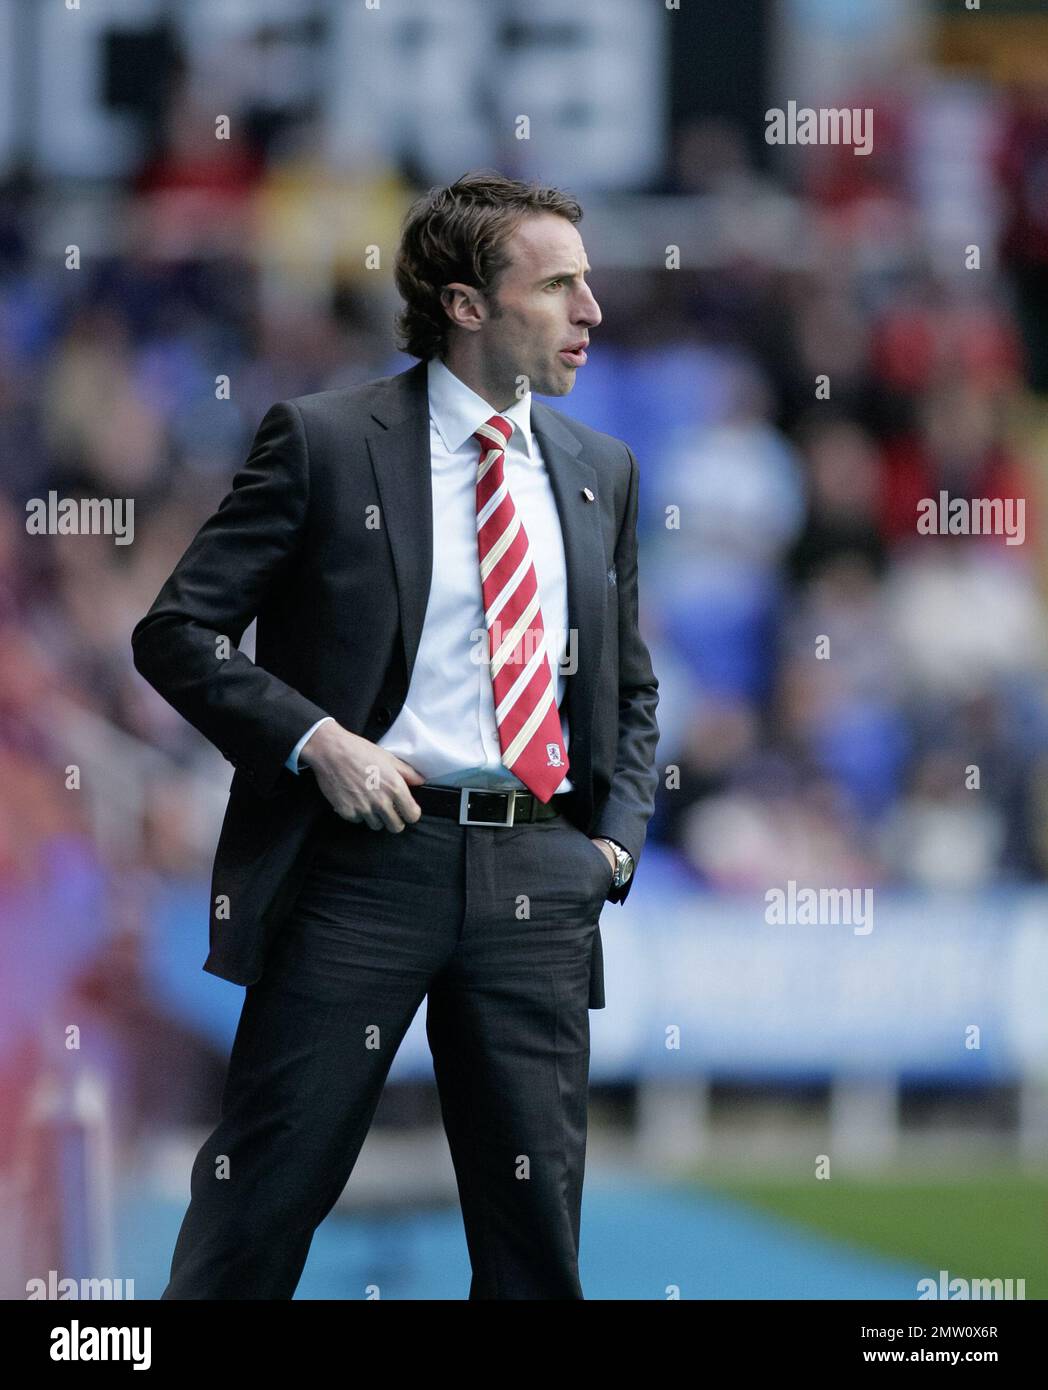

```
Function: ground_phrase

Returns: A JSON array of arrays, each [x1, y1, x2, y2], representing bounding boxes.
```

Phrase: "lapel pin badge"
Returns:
[[581, 487, 595, 502]]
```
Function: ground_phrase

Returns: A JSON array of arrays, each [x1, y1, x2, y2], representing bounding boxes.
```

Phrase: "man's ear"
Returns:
[[442, 282, 486, 332]]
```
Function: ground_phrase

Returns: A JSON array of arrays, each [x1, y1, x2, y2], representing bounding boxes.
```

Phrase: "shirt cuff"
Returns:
[[286, 716, 334, 773]]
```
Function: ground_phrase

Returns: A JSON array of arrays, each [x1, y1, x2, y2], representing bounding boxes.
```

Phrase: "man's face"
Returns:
[[465, 212, 602, 398]]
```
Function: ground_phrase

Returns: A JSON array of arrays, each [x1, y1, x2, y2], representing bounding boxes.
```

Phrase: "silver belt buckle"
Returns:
[[458, 786, 517, 827]]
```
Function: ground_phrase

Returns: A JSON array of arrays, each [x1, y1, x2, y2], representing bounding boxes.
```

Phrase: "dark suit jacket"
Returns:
[[131, 357, 660, 1009]]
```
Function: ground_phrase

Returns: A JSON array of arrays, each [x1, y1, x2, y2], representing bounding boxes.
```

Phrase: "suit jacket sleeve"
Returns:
[[591, 444, 660, 903], [131, 400, 332, 798]]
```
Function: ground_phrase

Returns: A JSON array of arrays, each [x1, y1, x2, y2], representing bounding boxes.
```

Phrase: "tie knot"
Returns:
[[473, 415, 513, 455]]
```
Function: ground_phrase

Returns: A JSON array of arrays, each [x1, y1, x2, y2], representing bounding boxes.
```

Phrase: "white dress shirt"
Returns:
[[286, 355, 573, 793]]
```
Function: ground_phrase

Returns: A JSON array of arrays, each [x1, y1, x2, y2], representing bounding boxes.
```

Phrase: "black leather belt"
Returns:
[[415, 783, 569, 827]]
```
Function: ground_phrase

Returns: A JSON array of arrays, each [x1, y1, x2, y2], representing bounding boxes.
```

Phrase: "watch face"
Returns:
[[601, 839, 634, 888], [611, 845, 633, 886]]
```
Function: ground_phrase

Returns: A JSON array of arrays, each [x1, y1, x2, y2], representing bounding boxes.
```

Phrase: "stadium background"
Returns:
[[1, 0, 1046, 1299]]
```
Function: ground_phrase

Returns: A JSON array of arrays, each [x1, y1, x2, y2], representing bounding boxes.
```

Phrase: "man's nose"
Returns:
[[575, 285, 601, 329]]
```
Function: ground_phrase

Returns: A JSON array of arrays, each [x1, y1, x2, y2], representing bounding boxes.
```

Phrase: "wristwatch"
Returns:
[[597, 837, 634, 890]]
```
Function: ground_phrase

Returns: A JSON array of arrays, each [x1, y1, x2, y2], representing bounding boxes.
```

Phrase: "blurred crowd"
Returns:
[[1, 79, 1047, 907]]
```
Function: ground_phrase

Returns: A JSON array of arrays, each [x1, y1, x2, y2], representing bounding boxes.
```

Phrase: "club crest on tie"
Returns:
[[545, 743, 564, 767]]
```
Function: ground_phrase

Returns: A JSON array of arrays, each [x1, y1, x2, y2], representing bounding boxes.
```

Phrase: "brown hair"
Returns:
[[393, 170, 583, 361]]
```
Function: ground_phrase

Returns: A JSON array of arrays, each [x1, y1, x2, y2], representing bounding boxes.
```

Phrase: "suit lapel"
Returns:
[[364, 361, 607, 736], [365, 360, 433, 683], [530, 404, 607, 740]]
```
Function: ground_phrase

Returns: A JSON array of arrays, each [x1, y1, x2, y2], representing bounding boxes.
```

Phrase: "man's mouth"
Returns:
[[558, 343, 588, 367]]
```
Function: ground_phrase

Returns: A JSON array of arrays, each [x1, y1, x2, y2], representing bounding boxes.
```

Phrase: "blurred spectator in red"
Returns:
[[996, 84, 1048, 393]]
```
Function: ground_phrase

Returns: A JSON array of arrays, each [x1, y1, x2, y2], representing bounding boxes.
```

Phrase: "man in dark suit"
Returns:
[[132, 170, 659, 1299]]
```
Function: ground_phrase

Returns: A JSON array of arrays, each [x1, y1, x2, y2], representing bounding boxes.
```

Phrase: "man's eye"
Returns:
[[547, 280, 563, 289]]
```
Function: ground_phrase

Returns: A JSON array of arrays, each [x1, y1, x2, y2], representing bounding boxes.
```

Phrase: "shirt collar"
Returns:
[[427, 355, 535, 463]]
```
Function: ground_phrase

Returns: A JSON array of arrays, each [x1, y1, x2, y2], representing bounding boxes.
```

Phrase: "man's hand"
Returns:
[[299, 721, 425, 831], [591, 838, 616, 875]]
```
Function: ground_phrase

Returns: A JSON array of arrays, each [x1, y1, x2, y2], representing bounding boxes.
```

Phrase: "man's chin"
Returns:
[[532, 369, 574, 397]]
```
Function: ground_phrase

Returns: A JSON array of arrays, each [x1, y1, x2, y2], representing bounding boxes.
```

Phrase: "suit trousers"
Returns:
[[161, 798, 613, 1300]]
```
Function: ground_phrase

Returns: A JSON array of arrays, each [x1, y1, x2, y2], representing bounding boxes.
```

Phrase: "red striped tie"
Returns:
[[474, 414, 568, 802]]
